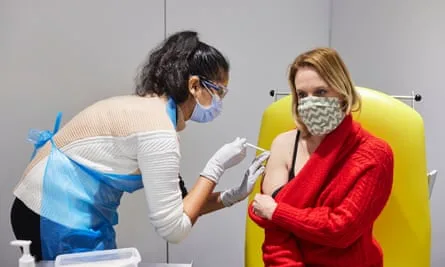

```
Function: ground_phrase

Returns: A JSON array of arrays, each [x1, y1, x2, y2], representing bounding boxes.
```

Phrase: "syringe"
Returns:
[[245, 142, 268, 152]]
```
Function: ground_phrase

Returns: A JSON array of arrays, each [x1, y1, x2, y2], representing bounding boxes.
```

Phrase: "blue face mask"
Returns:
[[190, 91, 222, 123]]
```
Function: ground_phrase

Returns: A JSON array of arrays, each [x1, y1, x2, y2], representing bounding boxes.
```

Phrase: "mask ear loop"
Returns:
[[193, 86, 217, 110], [340, 97, 349, 113]]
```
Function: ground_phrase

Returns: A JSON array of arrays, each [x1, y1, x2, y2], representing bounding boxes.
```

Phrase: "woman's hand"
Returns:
[[200, 137, 247, 184], [252, 193, 277, 220], [220, 151, 270, 207]]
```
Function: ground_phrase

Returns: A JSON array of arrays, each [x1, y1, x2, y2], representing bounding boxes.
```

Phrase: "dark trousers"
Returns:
[[10, 197, 43, 261]]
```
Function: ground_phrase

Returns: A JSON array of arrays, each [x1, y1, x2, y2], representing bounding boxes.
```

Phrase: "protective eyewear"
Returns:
[[198, 76, 229, 98]]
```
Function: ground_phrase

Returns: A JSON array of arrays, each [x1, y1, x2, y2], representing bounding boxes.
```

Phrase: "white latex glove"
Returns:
[[220, 151, 270, 207], [200, 137, 248, 184]]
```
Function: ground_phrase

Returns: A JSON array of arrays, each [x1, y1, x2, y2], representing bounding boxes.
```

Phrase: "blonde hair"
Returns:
[[288, 47, 361, 136]]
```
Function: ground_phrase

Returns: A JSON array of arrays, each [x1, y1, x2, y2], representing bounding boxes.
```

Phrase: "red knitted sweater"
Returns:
[[248, 115, 394, 267]]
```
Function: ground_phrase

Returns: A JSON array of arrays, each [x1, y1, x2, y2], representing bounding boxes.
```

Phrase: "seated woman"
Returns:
[[248, 47, 394, 267]]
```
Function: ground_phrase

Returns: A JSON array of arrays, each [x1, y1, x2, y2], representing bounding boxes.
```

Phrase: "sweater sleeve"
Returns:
[[262, 228, 306, 267], [136, 131, 192, 244], [271, 152, 394, 248]]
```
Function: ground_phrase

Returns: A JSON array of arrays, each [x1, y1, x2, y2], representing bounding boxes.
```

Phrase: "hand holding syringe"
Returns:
[[218, 141, 270, 207]]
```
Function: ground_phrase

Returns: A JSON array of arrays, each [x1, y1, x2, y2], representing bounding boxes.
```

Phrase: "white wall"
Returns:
[[330, 1, 445, 266], [166, 1, 330, 266], [0, 0, 330, 266]]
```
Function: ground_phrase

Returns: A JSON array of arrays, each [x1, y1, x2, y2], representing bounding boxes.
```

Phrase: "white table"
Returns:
[[37, 262, 192, 267]]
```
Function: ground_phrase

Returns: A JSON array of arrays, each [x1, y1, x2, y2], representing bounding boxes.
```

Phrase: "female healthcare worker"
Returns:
[[10, 30, 269, 261]]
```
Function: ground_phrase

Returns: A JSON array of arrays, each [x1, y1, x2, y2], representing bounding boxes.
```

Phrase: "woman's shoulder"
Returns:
[[90, 94, 166, 109], [271, 129, 299, 149], [72, 94, 175, 135], [354, 129, 394, 167]]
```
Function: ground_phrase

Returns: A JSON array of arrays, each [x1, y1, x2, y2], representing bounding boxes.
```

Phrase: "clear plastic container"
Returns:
[[54, 248, 141, 267]]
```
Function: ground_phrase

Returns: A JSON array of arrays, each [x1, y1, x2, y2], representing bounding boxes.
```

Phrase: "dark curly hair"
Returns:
[[135, 31, 230, 104]]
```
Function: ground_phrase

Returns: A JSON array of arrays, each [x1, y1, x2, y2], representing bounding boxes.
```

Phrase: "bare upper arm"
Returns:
[[261, 130, 296, 196]]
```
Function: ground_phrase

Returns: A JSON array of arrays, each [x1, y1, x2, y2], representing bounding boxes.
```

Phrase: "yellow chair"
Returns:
[[245, 87, 431, 267]]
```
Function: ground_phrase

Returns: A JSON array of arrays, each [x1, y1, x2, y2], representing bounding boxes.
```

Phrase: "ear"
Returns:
[[340, 96, 348, 111], [188, 76, 201, 98]]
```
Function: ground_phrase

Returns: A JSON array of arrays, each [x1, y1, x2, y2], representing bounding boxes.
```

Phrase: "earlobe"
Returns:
[[341, 98, 348, 111]]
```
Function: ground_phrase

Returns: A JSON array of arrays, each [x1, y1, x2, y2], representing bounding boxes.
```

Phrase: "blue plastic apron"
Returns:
[[27, 97, 177, 260]]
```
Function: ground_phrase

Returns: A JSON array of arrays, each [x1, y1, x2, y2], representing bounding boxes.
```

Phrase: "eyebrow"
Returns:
[[296, 86, 328, 91]]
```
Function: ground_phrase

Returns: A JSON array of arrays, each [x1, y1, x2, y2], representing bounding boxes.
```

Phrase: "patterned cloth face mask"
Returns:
[[297, 96, 346, 136]]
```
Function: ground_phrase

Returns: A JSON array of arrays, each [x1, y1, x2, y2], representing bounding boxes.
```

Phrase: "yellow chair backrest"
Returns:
[[245, 87, 430, 267]]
